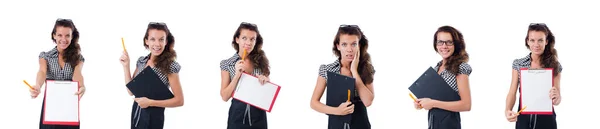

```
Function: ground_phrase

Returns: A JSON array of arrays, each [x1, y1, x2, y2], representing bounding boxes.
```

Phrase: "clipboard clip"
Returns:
[[525, 68, 550, 74]]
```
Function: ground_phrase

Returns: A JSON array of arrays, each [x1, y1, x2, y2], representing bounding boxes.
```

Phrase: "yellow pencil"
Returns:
[[347, 89, 351, 102], [121, 37, 126, 51], [409, 93, 417, 102], [242, 49, 247, 60], [410, 93, 422, 108], [23, 80, 34, 90], [517, 106, 527, 115]]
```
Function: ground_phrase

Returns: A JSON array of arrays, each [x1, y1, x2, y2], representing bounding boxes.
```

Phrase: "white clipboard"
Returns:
[[43, 80, 80, 125], [519, 68, 554, 114], [232, 73, 281, 112]]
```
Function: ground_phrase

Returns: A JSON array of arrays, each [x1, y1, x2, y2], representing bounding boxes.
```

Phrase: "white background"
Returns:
[[1, 0, 598, 129]]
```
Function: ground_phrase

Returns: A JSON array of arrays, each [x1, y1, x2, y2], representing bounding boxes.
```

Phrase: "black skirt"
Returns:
[[130, 101, 165, 129], [515, 101, 557, 129], [328, 101, 371, 129], [427, 108, 461, 129], [227, 99, 268, 129]]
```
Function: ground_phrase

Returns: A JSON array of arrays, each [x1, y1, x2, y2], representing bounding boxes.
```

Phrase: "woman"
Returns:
[[29, 18, 86, 129], [120, 22, 184, 129], [413, 26, 472, 129], [220, 22, 271, 129], [504, 23, 562, 129], [310, 24, 375, 129]]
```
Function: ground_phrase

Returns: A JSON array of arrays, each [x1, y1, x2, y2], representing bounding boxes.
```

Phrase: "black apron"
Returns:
[[515, 99, 557, 129], [328, 99, 371, 129], [130, 101, 165, 129], [227, 99, 268, 129], [427, 108, 461, 129]]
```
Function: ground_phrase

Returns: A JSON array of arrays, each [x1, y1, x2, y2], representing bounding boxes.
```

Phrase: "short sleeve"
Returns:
[[220, 59, 231, 71], [137, 56, 146, 66], [557, 62, 563, 73], [318, 64, 327, 78], [170, 61, 181, 73], [38, 52, 47, 60], [459, 63, 472, 75], [372, 65, 376, 75], [79, 54, 85, 62], [512, 59, 520, 71]]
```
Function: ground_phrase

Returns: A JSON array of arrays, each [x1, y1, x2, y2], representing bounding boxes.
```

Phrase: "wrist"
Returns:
[[432, 100, 440, 108], [149, 99, 157, 106]]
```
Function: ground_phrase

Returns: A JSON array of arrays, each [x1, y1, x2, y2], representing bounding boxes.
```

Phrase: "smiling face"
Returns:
[[145, 29, 167, 56], [53, 26, 73, 51], [235, 29, 257, 53], [527, 31, 547, 56], [435, 32, 455, 59], [336, 34, 360, 62]]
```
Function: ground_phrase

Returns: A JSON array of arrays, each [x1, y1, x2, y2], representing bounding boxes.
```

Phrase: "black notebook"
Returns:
[[408, 67, 460, 102], [126, 67, 174, 101], [325, 71, 355, 123]]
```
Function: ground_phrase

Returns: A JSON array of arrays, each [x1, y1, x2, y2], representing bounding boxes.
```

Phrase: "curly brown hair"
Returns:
[[526, 23, 560, 77], [51, 18, 81, 69], [332, 25, 374, 84], [231, 22, 270, 76], [143, 22, 177, 75], [433, 26, 469, 75]]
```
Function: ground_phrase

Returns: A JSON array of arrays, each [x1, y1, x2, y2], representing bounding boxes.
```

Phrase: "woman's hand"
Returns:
[[258, 75, 269, 85], [29, 85, 41, 99], [335, 101, 354, 115], [505, 110, 518, 122], [134, 97, 154, 108], [549, 87, 561, 105], [350, 50, 360, 75], [418, 98, 437, 110], [75, 86, 85, 98], [120, 51, 130, 68], [414, 100, 423, 110]]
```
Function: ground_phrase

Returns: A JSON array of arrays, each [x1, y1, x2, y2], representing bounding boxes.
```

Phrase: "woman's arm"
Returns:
[[432, 74, 472, 112], [505, 69, 519, 111], [220, 70, 241, 101], [149, 73, 184, 107], [551, 73, 562, 105], [35, 58, 48, 88], [123, 66, 138, 96], [310, 76, 352, 115], [351, 72, 374, 107], [72, 61, 85, 97]]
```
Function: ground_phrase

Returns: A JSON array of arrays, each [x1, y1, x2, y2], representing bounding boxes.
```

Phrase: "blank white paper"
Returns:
[[233, 73, 280, 112], [520, 69, 553, 113], [44, 81, 79, 123]]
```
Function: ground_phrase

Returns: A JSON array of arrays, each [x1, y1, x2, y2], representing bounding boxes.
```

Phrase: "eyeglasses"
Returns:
[[436, 40, 454, 46], [340, 24, 359, 28], [241, 22, 257, 27], [149, 22, 167, 26], [529, 23, 546, 26], [56, 18, 72, 22]]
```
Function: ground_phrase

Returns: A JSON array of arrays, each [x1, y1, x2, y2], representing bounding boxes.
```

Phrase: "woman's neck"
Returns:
[[148, 55, 157, 67], [441, 59, 447, 66], [340, 60, 350, 69], [531, 53, 542, 64]]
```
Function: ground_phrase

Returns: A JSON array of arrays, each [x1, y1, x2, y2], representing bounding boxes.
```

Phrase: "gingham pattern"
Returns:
[[39, 47, 85, 80], [134, 54, 181, 87], [512, 53, 562, 87], [220, 53, 263, 78], [318, 60, 376, 82], [433, 61, 472, 92]]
